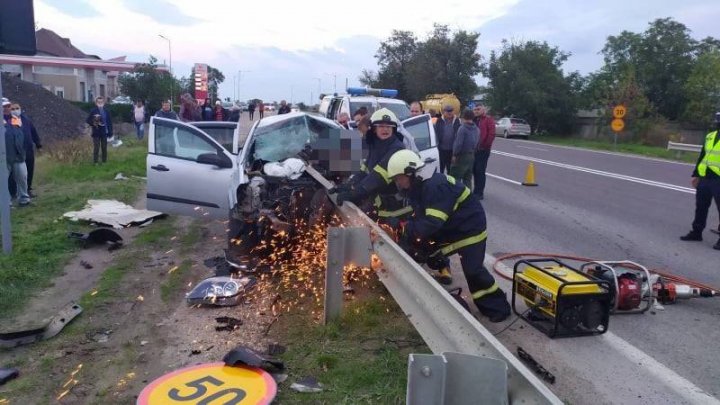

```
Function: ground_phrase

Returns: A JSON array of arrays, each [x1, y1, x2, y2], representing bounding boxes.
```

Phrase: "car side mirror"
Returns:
[[197, 152, 233, 169]]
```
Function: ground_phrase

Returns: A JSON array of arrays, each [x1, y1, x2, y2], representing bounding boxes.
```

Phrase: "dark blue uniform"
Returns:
[[404, 172, 511, 321]]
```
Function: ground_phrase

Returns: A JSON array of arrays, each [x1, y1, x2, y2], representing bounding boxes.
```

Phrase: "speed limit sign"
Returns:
[[137, 363, 276, 405]]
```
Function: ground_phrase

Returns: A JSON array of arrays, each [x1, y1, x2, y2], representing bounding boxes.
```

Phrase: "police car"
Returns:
[[320, 87, 439, 175]]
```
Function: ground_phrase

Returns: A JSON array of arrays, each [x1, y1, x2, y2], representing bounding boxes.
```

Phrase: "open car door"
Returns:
[[147, 117, 235, 219], [401, 114, 439, 176]]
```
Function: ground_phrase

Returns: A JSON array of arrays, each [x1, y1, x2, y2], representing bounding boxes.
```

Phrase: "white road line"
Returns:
[[488, 255, 720, 404], [492, 150, 696, 194], [487, 172, 522, 185], [515, 145, 549, 152], [496, 137, 696, 166]]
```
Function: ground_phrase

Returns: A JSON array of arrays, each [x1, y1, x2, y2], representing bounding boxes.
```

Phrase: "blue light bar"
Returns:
[[346, 87, 399, 98]]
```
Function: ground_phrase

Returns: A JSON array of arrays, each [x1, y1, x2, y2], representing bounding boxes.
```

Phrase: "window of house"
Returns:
[[55, 87, 65, 98]]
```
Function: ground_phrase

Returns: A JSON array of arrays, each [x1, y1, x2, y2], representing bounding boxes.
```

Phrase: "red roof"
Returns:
[[35, 28, 92, 58]]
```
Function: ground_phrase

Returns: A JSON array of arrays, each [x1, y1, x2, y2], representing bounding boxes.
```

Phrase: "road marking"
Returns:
[[487, 255, 720, 404], [495, 138, 695, 166], [487, 172, 522, 185], [515, 145, 549, 152], [492, 150, 695, 194]]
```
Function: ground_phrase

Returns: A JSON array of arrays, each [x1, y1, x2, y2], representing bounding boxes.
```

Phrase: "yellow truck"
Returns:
[[420, 94, 461, 115]]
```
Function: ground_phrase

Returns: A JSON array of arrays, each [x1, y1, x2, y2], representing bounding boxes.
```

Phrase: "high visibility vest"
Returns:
[[698, 131, 720, 177]]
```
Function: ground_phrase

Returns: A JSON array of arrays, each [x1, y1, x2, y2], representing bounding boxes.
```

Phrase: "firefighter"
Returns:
[[680, 111, 720, 250], [387, 149, 511, 322]]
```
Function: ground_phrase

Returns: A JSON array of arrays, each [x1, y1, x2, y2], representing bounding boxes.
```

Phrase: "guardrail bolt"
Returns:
[[421, 366, 431, 377]]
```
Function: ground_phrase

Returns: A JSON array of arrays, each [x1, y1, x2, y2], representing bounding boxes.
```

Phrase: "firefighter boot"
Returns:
[[680, 230, 703, 241], [435, 267, 453, 285], [474, 289, 511, 323], [714, 238, 720, 250], [427, 254, 453, 285]]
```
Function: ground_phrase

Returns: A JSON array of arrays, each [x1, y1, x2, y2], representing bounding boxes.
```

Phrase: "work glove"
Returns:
[[328, 184, 350, 194], [335, 191, 353, 206]]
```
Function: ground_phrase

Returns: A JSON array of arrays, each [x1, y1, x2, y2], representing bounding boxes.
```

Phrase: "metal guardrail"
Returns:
[[306, 166, 562, 405], [667, 141, 702, 153]]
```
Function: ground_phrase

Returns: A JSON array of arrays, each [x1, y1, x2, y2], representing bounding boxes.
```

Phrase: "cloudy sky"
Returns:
[[36, 0, 719, 104]]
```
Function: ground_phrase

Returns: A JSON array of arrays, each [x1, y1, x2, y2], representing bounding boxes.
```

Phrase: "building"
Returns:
[[0, 28, 166, 102]]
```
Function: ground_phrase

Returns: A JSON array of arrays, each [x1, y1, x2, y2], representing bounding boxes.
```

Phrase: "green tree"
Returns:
[[483, 40, 578, 134], [683, 50, 720, 127], [118, 55, 179, 113]]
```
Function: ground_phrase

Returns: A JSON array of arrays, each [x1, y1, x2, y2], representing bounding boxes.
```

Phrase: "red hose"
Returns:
[[492, 252, 720, 292]]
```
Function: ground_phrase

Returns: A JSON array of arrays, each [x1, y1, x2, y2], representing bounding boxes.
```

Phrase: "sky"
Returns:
[[35, 0, 720, 105]]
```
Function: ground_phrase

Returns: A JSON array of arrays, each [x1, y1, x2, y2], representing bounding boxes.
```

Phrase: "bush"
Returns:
[[69, 101, 133, 123], [44, 136, 93, 164]]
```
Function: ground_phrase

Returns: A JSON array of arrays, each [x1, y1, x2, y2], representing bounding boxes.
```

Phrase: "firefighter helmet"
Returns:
[[387, 149, 425, 178], [370, 108, 399, 128]]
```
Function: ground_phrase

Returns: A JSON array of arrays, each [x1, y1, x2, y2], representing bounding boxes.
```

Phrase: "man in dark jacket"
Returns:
[[433, 105, 460, 174], [278, 100, 291, 115], [86, 96, 113, 164], [472, 105, 496, 200], [387, 149, 512, 322], [154, 100, 179, 120], [7, 102, 41, 198], [449, 109, 479, 186], [3, 99, 30, 206]]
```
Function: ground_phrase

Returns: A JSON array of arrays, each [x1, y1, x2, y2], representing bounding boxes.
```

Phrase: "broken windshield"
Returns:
[[253, 115, 338, 162]]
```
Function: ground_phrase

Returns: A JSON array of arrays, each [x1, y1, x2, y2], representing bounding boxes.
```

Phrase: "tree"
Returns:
[[361, 25, 481, 105], [482, 40, 578, 134], [118, 55, 179, 113], [683, 50, 720, 127]]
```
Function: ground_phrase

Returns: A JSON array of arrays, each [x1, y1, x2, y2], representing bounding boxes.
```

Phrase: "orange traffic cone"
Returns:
[[522, 162, 538, 186]]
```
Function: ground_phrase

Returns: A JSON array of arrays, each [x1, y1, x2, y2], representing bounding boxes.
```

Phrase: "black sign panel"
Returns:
[[0, 0, 36, 56]]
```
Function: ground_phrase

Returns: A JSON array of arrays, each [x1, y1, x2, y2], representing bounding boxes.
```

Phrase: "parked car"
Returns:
[[495, 117, 531, 139], [146, 111, 439, 270], [111, 96, 132, 105]]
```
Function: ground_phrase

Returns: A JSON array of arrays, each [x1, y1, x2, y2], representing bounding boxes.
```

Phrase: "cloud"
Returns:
[[40, 0, 100, 18], [121, 0, 197, 26]]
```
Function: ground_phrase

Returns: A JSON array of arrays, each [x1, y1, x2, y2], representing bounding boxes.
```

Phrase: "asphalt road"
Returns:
[[481, 137, 720, 404]]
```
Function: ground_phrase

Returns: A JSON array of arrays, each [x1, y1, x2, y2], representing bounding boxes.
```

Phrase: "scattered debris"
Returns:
[[290, 376, 323, 393], [0, 303, 83, 348], [88, 330, 112, 343], [190, 349, 202, 356], [114, 172, 128, 180], [63, 200, 164, 229], [68, 228, 123, 250], [267, 343, 286, 356], [0, 368, 19, 386], [222, 346, 284, 372], [272, 373, 288, 383], [138, 218, 154, 227], [215, 316, 243, 331], [80, 260, 93, 269], [263, 317, 278, 336], [140, 340, 149, 346], [110, 138, 123, 148], [517, 347, 555, 384], [186, 276, 257, 307]]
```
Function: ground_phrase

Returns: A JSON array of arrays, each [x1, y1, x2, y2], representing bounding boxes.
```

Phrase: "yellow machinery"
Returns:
[[420, 94, 461, 115], [512, 259, 611, 338]]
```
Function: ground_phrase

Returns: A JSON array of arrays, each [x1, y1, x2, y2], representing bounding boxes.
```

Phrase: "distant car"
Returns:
[[495, 117, 531, 139], [290, 105, 300, 113], [264, 105, 276, 112], [111, 96, 132, 105]]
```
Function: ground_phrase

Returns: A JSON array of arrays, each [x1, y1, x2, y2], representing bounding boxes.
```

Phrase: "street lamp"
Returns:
[[158, 34, 172, 104], [237, 70, 251, 102], [313, 77, 321, 98]]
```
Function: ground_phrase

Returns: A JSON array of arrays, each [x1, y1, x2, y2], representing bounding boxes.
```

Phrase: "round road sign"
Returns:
[[137, 362, 276, 405], [611, 118, 625, 132], [613, 105, 626, 119]]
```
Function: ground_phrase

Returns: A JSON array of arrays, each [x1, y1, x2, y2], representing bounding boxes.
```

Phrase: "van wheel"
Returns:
[[503, 130, 509, 138]]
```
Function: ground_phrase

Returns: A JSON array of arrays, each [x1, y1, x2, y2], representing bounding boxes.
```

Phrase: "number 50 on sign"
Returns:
[[137, 363, 276, 405]]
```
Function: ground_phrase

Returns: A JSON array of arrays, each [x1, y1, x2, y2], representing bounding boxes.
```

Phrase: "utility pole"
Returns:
[[313, 77, 321, 97], [158, 34, 173, 103], [237, 70, 251, 102], [0, 76, 12, 253]]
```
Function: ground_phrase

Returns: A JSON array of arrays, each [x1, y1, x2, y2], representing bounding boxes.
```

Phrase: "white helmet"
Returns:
[[387, 149, 425, 178], [370, 108, 399, 128]]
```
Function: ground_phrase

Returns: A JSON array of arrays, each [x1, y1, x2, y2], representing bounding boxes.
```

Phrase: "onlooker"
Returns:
[[278, 100, 291, 115], [409, 101, 423, 117], [433, 105, 460, 173], [228, 104, 241, 122], [353, 106, 369, 121], [248, 101, 256, 120], [428, 108, 439, 124], [449, 109, 479, 186], [179, 93, 201, 122], [680, 111, 720, 250], [337, 112, 350, 129], [133, 100, 146, 140], [86, 96, 113, 164], [257, 100, 265, 119], [4, 99, 30, 206], [201, 98, 213, 121], [155, 100, 179, 120], [8, 103, 40, 198], [472, 105, 496, 200], [214, 101, 229, 121]]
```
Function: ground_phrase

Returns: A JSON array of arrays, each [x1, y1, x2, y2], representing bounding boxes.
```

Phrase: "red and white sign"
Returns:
[[194, 63, 209, 101]]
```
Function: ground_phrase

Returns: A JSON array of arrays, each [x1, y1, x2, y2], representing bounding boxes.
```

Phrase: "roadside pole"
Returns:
[[0, 75, 13, 253]]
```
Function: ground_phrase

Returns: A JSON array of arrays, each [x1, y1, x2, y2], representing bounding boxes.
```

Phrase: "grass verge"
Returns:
[[533, 135, 699, 163], [0, 136, 147, 320], [274, 284, 430, 404]]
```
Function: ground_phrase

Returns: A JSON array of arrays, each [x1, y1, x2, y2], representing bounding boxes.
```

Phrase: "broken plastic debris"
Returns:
[[68, 228, 123, 250], [290, 376, 323, 393], [222, 346, 284, 371], [215, 316, 243, 331], [0, 368, 19, 386], [186, 276, 257, 307], [114, 173, 128, 180]]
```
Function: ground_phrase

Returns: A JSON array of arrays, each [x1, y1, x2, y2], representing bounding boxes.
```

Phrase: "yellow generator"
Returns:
[[512, 259, 611, 338]]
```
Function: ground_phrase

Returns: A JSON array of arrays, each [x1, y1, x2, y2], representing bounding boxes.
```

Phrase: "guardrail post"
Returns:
[[324, 227, 372, 324]]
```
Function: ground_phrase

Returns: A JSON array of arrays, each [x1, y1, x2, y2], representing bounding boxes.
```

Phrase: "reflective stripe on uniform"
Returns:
[[453, 188, 470, 211], [378, 206, 413, 218], [471, 282, 499, 300], [360, 162, 368, 173], [374, 165, 392, 184], [426, 208, 449, 221], [437, 230, 488, 256]]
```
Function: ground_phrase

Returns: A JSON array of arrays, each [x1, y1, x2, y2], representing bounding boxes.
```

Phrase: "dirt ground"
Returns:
[[0, 202, 281, 404]]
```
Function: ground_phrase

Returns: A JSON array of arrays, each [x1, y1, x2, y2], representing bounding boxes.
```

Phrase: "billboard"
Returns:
[[0, 0, 36, 55], [194, 63, 208, 101]]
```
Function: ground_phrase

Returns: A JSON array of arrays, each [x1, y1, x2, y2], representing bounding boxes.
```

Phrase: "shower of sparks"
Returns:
[[56, 364, 82, 401]]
